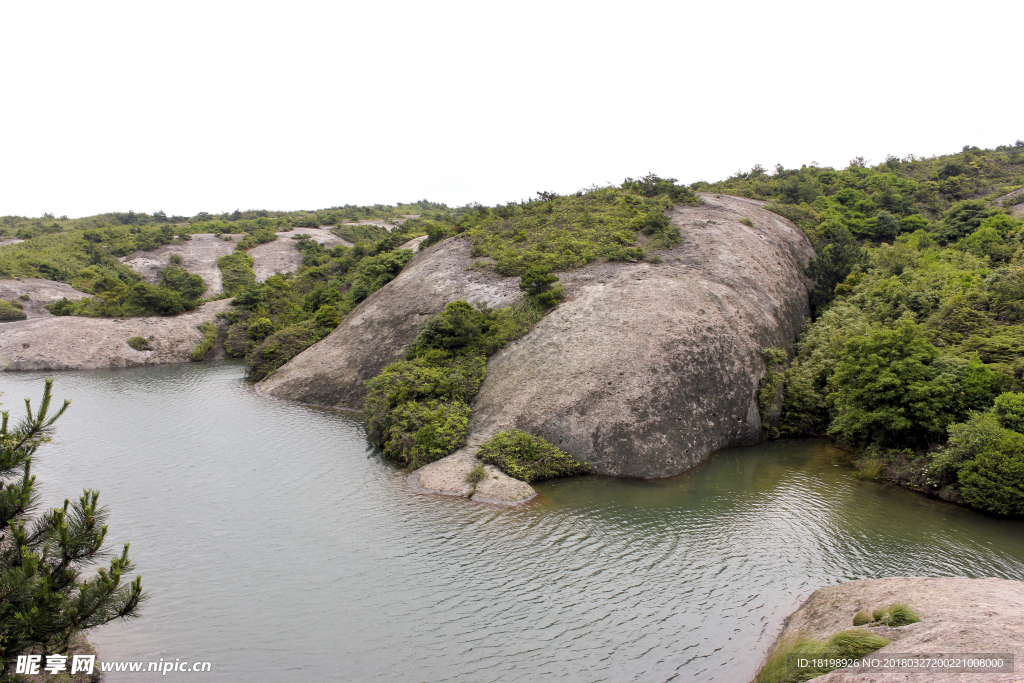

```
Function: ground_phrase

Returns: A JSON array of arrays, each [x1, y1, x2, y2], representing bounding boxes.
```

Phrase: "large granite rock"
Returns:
[[262, 194, 813, 480], [469, 195, 813, 477]]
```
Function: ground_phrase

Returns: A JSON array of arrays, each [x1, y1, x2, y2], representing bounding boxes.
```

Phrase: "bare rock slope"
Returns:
[[0, 279, 89, 318], [249, 228, 353, 282], [0, 299, 233, 371], [119, 233, 244, 297], [760, 577, 1024, 683], [262, 195, 814, 483], [257, 237, 525, 409]]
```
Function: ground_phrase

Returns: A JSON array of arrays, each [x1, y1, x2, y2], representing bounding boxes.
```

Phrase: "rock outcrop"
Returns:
[[261, 194, 814, 483], [248, 228, 353, 283], [0, 279, 89, 319], [119, 233, 244, 297], [760, 577, 1024, 683], [0, 299, 233, 371], [256, 237, 525, 409]]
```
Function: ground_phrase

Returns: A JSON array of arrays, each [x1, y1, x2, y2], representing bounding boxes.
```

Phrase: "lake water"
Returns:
[[2, 362, 1023, 682]]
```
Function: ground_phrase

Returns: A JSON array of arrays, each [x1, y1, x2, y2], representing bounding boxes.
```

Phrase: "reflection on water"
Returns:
[[2, 362, 1022, 682]]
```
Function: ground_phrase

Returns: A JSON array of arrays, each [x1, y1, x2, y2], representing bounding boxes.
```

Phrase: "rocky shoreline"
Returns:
[[758, 576, 1024, 682]]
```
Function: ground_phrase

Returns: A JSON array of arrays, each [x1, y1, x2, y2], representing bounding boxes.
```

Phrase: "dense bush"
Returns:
[[126, 335, 151, 351], [477, 430, 590, 483], [245, 324, 321, 381], [217, 252, 256, 297], [958, 431, 1024, 515], [709, 143, 1024, 514], [364, 299, 544, 468], [0, 299, 26, 321], [756, 629, 890, 683], [191, 322, 218, 361]]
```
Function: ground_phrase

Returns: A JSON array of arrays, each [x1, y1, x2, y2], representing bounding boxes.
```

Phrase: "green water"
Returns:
[[1, 361, 1021, 682]]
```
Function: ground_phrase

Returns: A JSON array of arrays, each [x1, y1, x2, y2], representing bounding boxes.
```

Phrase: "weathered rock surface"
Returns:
[[469, 195, 814, 477], [0, 299, 233, 371], [409, 445, 536, 505], [0, 279, 89, 318], [119, 233, 244, 297], [249, 227, 353, 282], [256, 237, 525, 409], [260, 194, 813, 494], [760, 577, 1024, 683]]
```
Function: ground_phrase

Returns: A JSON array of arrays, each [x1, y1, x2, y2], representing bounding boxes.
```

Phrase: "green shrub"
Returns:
[[477, 429, 590, 483], [883, 603, 921, 627], [993, 392, 1024, 433], [126, 336, 151, 351], [738, 217, 754, 227], [376, 400, 471, 469], [217, 252, 256, 297], [852, 610, 872, 626], [245, 324, 320, 382], [169, 253, 182, 265], [18, 293, 29, 301], [0, 300, 27, 321], [191, 322, 217, 361], [160, 265, 205, 302], [466, 465, 486, 485], [958, 430, 1024, 515]]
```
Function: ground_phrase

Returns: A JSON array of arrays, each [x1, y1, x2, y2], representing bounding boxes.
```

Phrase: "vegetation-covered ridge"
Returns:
[[219, 230, 425, 381], [712, 141, 1024, 516], [417, 174, 701, 275]]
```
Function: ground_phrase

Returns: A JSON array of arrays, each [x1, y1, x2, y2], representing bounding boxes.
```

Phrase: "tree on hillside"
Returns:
[[0, 380, 145, 671]]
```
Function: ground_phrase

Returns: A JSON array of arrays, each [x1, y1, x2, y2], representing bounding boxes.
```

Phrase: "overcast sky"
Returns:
[[1, 1, 1019, 218]]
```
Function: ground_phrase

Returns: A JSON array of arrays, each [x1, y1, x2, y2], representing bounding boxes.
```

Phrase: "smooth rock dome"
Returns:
[[259, 194, 815, 477]]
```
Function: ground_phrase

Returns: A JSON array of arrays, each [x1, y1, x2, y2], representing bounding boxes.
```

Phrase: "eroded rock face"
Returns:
[[119, 234, 244, 297], [0, 299, 233, 371], [0, 279, 89, 319], [256, 238, 524, 408], [469, 195, 813, 477], [762, 577, 1024, 683], [248, 228, 353, 283], [261, 194, 813, 480]]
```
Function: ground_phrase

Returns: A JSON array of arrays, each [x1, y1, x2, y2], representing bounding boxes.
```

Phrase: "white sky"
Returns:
[[1, 1, 1020, 218]]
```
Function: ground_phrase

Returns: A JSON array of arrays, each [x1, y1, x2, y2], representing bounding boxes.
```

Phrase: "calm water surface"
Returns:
[[2, 362, 1023, 682]]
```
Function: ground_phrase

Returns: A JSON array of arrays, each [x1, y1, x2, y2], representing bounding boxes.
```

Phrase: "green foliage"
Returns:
[[191, 322, 218, 361], [993, 391, 1024, 432], [828, 319, 961, 447], [465, 465, 486, 485], [477, 429, 590, 483], [738, 217, 754, 227], [518, 264, 564, 308], [364, 299, 544, 468], [245, 324, 321, 382], [217, 252, 256, 297], [959, 430, 1024, 515], [0, 300, 27, 321], [126, 336, 151, 351], [0, 380, 145, 663], [459, 176, 696, 276], [879, 603, 921, 627], [852, 610, 872, 626], [755, 629, 890, 683]]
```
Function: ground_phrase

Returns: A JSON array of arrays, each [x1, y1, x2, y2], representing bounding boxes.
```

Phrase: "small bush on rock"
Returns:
[[127, 336, 151, 351], [0, 300, 27, 321], [478, 429, 590, 483]]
